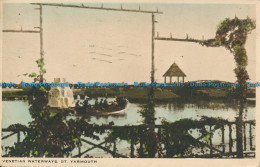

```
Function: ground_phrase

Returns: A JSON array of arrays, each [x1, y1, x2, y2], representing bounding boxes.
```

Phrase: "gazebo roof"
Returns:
[[163, 62, 186, 77]]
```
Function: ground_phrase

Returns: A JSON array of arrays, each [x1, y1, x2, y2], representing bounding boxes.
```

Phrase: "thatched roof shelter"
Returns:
[[163, 62, 186, 83], [163, 62, 186, 77]]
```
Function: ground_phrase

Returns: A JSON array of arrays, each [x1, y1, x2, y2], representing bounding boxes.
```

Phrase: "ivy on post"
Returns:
[[202, 17, 255, 158], [36, 58, 46, 82], [201, 17, 255, 100]]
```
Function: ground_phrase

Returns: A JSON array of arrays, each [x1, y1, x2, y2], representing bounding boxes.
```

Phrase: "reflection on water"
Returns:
[[2, 99, 255, 128]]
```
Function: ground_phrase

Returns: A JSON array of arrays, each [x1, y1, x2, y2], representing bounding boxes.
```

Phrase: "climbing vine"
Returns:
[[107, 117, 229, 157], [5, 54, 111, 157], [201, 17, 255, 101]]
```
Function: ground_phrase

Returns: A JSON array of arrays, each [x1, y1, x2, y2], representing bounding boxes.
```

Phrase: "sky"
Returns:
[[2, 3, 256, 84]]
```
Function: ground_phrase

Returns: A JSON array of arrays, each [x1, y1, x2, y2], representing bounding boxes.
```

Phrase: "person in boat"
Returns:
[[99, 99, 105, 110], [116, 96, 123, 106], [104, 98, 108, 108], [99, 99, 103, 107], [115, 96, 127, 107], [83, 99, 89, 110], [94, 98, 99, 110], [123, 96, 127, 105], [94, 98, 98, 106], [75, 100, 81, 109], [111, 100, 118, 107]]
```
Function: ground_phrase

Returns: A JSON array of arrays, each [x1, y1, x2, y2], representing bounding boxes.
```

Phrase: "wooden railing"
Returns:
[[1, 120, 255, 158]]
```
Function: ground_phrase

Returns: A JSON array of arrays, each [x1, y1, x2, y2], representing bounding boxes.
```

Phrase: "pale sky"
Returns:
[[2, 3, 256, 83]]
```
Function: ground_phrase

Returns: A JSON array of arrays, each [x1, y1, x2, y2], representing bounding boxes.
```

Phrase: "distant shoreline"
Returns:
[[2, 86, 255, 103]]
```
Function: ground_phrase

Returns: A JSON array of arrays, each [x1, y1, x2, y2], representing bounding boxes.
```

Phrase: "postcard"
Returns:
[[0, 0, 259, 166]]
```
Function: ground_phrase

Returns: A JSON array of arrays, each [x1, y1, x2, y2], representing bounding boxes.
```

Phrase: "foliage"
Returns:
[[36, 59, 44, 67], [7, 114, 108, 157], [107, 117, 228, 157], [201, 17, 256, 102], [139, 105, 156, 125], [6, 84, 112, 157], [29, 72, 37, 78], [41, 68, 46, 74], [5, 49, 109, 157]]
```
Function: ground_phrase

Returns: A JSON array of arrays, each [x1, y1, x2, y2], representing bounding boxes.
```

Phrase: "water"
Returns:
[[66, 98, 255, 125], [1, 99, 255, 128], [2, 101, 32, 128], [1, 99, 255, 157]]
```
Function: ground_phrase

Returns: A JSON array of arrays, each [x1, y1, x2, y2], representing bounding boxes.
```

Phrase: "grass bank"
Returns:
[[2, 86, 253, 103]]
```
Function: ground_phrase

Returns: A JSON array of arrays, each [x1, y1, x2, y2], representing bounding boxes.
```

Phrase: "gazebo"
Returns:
[[163, 62, 186, 83]]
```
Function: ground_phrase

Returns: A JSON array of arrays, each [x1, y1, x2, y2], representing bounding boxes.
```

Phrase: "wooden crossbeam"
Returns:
[[81, 138, 127, 158], [31, 3, 163, 14], [155, 36, 203, 43], [188, 134, 223, 154], [2, 120, 255, 132], [2, 127, 30, 132], [183, 152, 235, 158], [73, 141, 106, 158], [2, 132, 16, 140], [3, 29, 40, 33], [184, 151, 255, 158]]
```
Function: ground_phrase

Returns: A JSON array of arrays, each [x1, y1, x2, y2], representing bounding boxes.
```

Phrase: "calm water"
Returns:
[[2, 99, 255, 128], [1, 99, 255, 157]]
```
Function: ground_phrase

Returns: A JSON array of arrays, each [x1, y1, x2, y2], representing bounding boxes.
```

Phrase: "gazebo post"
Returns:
[[164, 76, 166, 83], [183, 76, 185, 83], [177, 76, 179, 83], [170, 76, 172, 83]]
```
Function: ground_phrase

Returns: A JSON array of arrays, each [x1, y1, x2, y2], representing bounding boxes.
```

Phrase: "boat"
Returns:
[[72, 97, 129, 116], [89, 100, 128, 116]]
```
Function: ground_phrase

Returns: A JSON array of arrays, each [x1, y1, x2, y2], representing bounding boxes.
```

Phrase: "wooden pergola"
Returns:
[[163, 62, 186, 83]]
